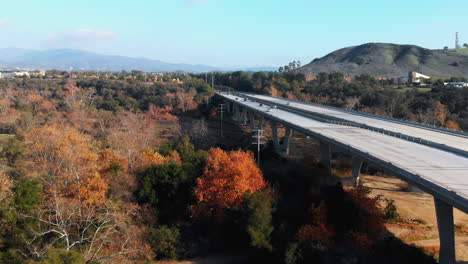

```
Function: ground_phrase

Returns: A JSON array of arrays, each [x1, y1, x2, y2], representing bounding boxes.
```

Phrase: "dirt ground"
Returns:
[[155, 254, 247, 264], [360, 175, 468, 261]]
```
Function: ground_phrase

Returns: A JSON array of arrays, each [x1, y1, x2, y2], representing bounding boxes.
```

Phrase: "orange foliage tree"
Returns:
[[192, 148, 266, 217], [26, 124, 107, 205], [296, 202, 335, 247], [445, 120, 461, 130], [23, 124, 152, 261]]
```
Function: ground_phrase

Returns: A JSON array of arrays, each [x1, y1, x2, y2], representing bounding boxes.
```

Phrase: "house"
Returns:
[[408, 71, 431, 85], [29, 70, 46, 77], [13, 71, 30, 77]]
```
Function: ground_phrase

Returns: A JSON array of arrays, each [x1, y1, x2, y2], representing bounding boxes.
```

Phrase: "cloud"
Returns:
[[44, 28, 117, 49], [0, 18, 12, 28]]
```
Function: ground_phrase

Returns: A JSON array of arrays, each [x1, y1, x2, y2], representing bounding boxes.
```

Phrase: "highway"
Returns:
[[219, 93, 468, 214], [243, 94, 468, 157]]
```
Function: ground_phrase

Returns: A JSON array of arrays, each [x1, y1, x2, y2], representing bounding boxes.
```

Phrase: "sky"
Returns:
[[0, 0, 467, 68]]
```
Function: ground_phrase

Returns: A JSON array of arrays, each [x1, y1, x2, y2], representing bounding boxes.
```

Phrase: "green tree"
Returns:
[[37, 248, 85, 264], [148, 226, 180, 260], [0, 137, 24, 167], [137, 163, 189, 222], [13, 179, 41, 214], [242, 190, 274, 251]]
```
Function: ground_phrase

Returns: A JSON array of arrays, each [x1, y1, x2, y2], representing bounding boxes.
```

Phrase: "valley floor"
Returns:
[[361, 175, 468, 261]]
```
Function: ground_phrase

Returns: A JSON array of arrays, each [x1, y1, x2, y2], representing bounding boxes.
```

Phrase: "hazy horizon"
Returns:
[[0, 0, 467, 68]]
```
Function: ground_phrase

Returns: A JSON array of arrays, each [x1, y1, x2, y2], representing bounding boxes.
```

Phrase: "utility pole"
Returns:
[[212, 72, 215, 90], [252, 129, 265, 167], [219, 103, 225, 137]]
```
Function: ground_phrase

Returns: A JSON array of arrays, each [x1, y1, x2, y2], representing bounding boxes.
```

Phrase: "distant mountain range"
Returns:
[[297, 43, 468, 78], [0, 48, 276, 73]]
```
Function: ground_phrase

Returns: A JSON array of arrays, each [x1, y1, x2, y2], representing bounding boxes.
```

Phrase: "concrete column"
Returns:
[[258, 116, 265, 131], [270, 121, 281, 153], [320, 142, 332, 176], [408, 184, 423, 193], [234, 105, 240, 121], [434, 198, 456, 264], [249, 111, 255, 131], [352, 157, 363, 187], [242, 108, 247, 125], [282, 127, 293, 154], [225, 101, 232, 113]]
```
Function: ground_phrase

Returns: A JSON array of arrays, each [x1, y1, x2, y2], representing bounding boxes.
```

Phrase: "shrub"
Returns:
[[382, 198, 400, 221], [37, 248, 85, 264], [148, 226, 181, 260]]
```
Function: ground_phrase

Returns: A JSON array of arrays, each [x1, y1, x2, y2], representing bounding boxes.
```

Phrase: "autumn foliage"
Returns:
[[192, 148, 266, 216], [25, 124, 108, 205]]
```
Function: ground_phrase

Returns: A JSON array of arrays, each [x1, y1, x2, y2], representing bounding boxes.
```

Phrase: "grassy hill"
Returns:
[[297, 43, 468, 78]]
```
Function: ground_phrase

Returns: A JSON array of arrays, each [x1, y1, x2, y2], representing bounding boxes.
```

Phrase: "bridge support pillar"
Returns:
[[270, 121, 281, 153], [249, 111, 255, 131], [320, 142, 332, 177], [242, 108, 247, 125], [270, 121, 293, 154], [225, 101, 232, 113], [434, 198, 456, 264], [352, 157, 363, 187], [408, 184, 423, 192], [234, 104, 240, 121], [282, 127, 293, 154]]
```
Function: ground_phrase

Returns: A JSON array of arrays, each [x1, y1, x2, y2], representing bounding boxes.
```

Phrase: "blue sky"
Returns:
[[0, 0, 467, 67]]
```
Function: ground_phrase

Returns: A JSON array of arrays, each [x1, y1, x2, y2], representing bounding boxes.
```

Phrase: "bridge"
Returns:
[[217, 91, 468, 264]]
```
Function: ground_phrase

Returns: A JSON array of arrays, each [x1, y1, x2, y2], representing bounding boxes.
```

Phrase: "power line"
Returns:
[[252, 129, 265, 167], [219, 103, 225, 137]]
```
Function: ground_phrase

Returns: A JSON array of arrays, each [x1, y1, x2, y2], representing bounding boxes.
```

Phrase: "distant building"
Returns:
[[408, 71, 431, 85], [394, 74, 409, 84], [13, 71, 30, 77], [0, 72, 2, 79], [445, 82, 468, 88], [30, 70, 46, 77]]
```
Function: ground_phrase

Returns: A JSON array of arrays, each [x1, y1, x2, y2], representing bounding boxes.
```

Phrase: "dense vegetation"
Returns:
[[0, 74, 445, 264]]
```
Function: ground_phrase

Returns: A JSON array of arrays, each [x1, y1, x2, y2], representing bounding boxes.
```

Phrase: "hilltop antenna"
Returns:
[[456, 32, 461, 49]]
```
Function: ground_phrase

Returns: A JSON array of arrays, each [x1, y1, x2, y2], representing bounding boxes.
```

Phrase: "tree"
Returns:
[[432, 101, 448, 126], [192, 148, 267, 217], [137, 163, 189, 222], [37, 249, 85, 264], [25, 124, 107, 205], [444, 46, 449, 50], [242, 190, 274, 251], [148, 226, 180, 260], [464, 43, 468, 48], [23, 125, 150, 262]]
